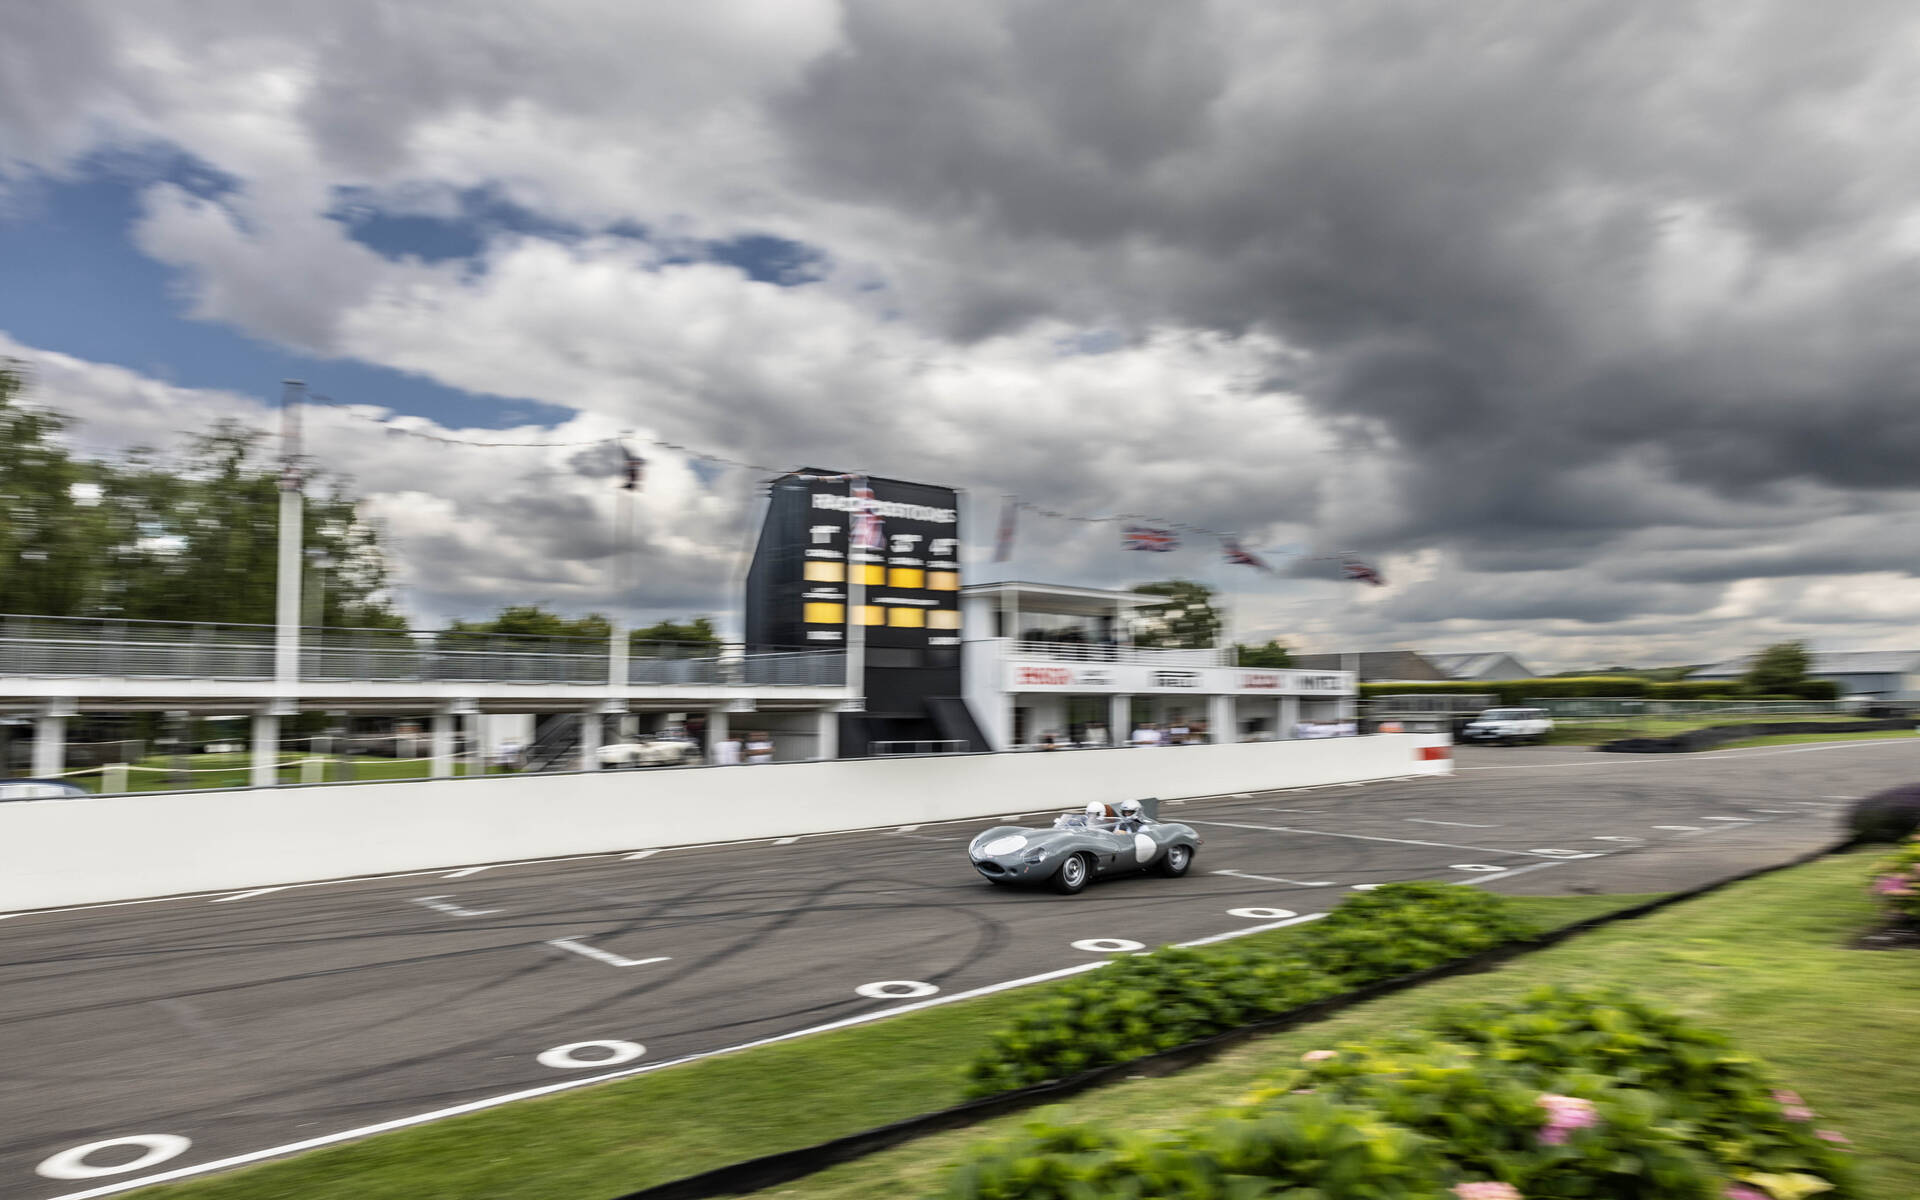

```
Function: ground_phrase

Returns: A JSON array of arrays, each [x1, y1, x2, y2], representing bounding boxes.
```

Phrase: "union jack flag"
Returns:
[[619, 445, 646, 491], [1221, 537, 1271, 572], [994, 496, 1018, 562], [850, 476, 884, 552], [1122, 524, 1180, 552], [1342, 558, 1385, 587]]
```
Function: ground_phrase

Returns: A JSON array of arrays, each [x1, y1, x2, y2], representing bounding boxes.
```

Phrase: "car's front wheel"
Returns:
[[1156, 844, 1194, 878], [1051, 853, 1092, 895]]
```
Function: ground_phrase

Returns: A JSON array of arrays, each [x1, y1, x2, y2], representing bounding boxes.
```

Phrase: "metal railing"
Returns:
[[1004, 639, 1233, 667], [0, 614, 845, 688], [870, 739, 972, 756], [1525, 697, 1856, 720]]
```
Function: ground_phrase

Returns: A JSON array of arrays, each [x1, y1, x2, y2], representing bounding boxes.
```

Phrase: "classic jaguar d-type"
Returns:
[[967, 798, 1202, 894]]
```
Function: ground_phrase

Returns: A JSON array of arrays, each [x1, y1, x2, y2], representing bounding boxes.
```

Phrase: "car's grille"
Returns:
[[975, 861, 1006, 876]]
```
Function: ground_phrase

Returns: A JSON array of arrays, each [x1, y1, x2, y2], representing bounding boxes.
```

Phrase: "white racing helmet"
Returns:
[[1117, 799, 1143, 820], [1085, 801, 1106, 819]]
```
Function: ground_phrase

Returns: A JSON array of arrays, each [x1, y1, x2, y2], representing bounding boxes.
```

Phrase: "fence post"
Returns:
[[103, 762, 129, 794]]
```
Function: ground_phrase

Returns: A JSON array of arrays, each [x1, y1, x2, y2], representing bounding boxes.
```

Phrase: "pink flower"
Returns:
[[1452, 1183, 1523, 1200], [1301, 1049, 1338, 1062], [1784, 1105, 1814, 1121], [1771, 1089, 1803, 1106], [1872, 875, 1905, 895], [1724, 1188, 1767, 1200], [1538, 1126, 1568, 1145], [1817, 1129, 1851, 1144]]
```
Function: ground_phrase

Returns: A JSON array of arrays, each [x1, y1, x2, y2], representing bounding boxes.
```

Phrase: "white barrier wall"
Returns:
[[0, 734, 1451, 911]]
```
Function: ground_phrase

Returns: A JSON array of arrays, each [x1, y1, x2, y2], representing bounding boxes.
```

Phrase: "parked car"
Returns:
[[967, 798, 1202, 894], [0, 778, 91, 801], [1460, 707, 1554, 745], [596, 736, 700, 768]]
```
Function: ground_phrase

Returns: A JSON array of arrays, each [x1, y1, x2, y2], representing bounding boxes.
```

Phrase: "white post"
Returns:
[[251, 710, 280, 787], [847, 551, 867, 708], [1209, 693, 1236, 743], [1280, 694, 1301, 739], [431, 711, 456, 778], [578, 706, 602, 771], [706, 708, 729, 763], [815, 707, 839, 760], [276, 380, 304, 687], [31, 707, 68, 777], [103, 763, 129, 793], [1109, 692, 1131, 748]]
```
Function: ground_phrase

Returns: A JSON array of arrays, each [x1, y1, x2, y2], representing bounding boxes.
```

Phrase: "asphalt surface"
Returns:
[[1, 737, 1911, 1199]]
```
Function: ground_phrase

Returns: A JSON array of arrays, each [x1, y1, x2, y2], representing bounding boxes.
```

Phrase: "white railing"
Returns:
[[1005, 639, 1232, 668]]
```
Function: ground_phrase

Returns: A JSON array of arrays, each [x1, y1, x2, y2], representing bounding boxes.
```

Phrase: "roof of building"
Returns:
[[1427, 652, 1535, 680], [1691, 650, 1920, 678], [1292, 650, 1451, 682]]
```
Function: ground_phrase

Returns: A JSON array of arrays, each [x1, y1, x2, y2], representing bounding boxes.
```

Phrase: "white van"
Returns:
[[1461, 707, 1554, 744]]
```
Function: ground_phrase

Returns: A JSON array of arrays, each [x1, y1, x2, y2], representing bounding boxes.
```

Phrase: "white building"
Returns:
[[960, 581, 1354, 750]]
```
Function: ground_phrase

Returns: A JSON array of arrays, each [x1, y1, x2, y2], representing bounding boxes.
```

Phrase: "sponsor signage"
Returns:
[[1240, 672, 1282, 690], [1003, 660, 1355, 695], [1014, 665, 1074, 688]]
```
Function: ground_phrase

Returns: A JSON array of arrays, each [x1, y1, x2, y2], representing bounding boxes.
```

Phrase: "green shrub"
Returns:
[[1870, 835, 1920, 922], [962, 884, 1539, 1096], [942, 988, 1857, 1200], [1645, 680, 1740, 700], [1848, 784, 1920, 843]]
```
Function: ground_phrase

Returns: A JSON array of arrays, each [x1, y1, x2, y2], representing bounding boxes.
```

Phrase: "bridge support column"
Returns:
[[251, 709, 281, 788], [32, 701, 74, 778], [1279, 695, 1300, 739], [1109, 693, 1131, 748], [704, 708, 728, 763], [578, 706, 602, 772], [431, 711, 457, 778], [815, 708, 838, 760], [1208, 694, 1236, 744]]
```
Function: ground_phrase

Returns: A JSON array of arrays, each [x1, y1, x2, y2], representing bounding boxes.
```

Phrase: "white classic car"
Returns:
[[596, 737, 700, 768]]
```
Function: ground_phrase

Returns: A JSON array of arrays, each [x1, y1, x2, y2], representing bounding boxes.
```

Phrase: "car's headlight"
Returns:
[[981, 835, 1027, 857], [1024, 849, 1050, 863]]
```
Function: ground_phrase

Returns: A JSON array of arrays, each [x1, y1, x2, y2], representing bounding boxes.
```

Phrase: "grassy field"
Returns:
[[1542, 713, 1890, 746], [61, 752, 505, 792], [125, 895, 1639, 1200], [777, 850, 1919, 1200], [1710, 729, 1919, 751]]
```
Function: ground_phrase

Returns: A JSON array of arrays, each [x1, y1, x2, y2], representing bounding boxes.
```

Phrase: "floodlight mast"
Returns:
[[276, 380, 305, 687]]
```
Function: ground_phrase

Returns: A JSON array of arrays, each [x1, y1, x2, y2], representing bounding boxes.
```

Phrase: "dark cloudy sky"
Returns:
[[4, 1, 1918, 669]]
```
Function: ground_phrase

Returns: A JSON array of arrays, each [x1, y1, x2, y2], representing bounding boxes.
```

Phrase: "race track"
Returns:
[[1, 738, 1909, 1199]]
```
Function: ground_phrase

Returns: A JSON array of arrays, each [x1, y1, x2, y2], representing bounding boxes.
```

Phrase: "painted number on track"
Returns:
[[38, 1135, 191, 1180], [537, 1040, 646, 1070]]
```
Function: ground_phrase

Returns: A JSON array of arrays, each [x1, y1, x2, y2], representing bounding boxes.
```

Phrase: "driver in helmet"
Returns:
[[1114, 798, 1147, 832]]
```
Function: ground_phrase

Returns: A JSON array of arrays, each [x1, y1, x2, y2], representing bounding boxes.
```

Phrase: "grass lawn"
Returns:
[[64, 752, 505, 793], [1710, 729, 1918, 751], [778, 850, 1919, 1200], [125, 895, 1640, 1200], [1543, 713, 1881, 746]]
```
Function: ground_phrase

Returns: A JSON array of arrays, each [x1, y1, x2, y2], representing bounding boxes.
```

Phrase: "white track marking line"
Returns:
[[623, 850, 661, 861], [1406, 818, 1498, 828], [1185, 819, 1580, 860], [895, 824, 921, 832], [1459, 860, 1571, 886], [545, 938, 670, 969], [441, 867, 494, 879], [209, 888, 287, 904], [1703, 816, 1752, 822], [411, 896, 500, 919], [45, 914, 1328, 1200], [1213, 869, 1335, 887], [771, 837, 801, 846], [1653, 825, 1703, 831]]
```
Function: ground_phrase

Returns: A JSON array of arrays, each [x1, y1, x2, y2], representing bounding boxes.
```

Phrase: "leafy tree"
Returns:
[[0, 362, 108, 617], [449, 604, 611, 642], [1236, 639, 1293, 668], [1744, 641, 1810, 693], [1130, 579, 1222, 649], [631, 616, 719, 651]]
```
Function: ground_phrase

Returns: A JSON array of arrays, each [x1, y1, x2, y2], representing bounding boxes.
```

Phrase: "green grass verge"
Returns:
[[778, 851, 1919, 1200], [64, 753, 507, 793], [125, 895, 1640, 1200], [1708, 729, 1918, 751], [1541, 714, 1872, 746]]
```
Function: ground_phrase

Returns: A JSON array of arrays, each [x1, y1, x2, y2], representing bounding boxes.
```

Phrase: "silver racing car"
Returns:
[[967, 798, 1202, 894]]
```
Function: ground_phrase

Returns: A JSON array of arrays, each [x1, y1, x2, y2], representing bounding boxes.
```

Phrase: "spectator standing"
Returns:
[[1130, 723, 1158, 748], [1167, 720, 1189, 745], [745, 731, 774, 765], [712, 733, 742, 766]]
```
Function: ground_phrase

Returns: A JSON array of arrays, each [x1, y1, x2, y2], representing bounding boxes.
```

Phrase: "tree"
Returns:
[[631, 617, 720, 651], [1744, 641, 1810, 693], [0, 362, 108, 617], [449, 605, 611, 641], [1236, 639, 1293, 668], [1130, 579, 1222, 649]]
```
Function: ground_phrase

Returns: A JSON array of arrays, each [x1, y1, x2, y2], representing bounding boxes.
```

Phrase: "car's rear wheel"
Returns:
[[1156, 844, 1194, 878], [1051, 853, 1091, 895]]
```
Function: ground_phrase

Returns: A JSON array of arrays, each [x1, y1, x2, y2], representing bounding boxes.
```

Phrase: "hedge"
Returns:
[[962, 883, 1539, 1096], [1361, 677, 1841, 706], [942, 987, 1858, 1200]]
